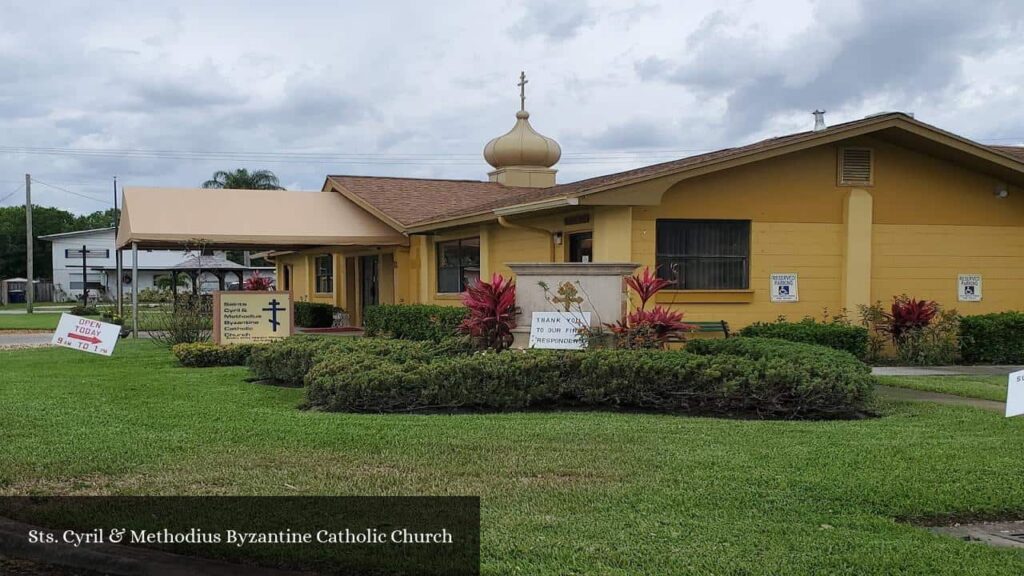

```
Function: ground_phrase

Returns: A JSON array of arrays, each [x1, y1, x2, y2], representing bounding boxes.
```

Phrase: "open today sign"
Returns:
[[51, 313, 121, 356]]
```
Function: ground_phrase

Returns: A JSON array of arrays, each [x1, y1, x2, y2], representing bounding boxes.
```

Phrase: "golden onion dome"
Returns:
[[483, 72, 561, 169]]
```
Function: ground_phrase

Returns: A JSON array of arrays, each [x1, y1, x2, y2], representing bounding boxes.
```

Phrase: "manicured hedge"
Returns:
[[738, 319, 869, 359], [294, 302, 336, 328], [248, 335, 473, 386], [960, 312, 1024, 364], [363, 304, 469, 341], [172, 342, 265, 367], [305, 338, 875, 419]]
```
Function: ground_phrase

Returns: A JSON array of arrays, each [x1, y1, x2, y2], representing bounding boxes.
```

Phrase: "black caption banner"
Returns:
[[0, 496, 480, 575]]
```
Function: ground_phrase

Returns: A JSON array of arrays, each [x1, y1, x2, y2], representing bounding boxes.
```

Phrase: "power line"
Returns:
[[0, 183, 23, 204], [30, 177, 111, 206], [0, 144, 709, 166]]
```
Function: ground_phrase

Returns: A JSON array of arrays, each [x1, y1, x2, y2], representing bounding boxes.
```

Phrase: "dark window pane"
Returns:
[[437, 237, 481, 293], [315, 255, 333, 293], [656, 220, 750, 289]]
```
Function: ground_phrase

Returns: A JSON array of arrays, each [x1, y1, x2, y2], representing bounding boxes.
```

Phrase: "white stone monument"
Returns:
[[507, 262, 639, 348]]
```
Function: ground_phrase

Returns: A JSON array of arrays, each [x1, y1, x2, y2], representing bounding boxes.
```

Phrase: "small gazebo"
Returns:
[[170, 254, 250, 296]]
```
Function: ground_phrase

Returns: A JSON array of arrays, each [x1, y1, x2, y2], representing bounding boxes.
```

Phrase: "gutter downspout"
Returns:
[[496, 216, 555, 262]]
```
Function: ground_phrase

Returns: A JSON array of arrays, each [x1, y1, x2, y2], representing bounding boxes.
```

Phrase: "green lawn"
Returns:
[[877, 375, 1009, 402], [2, 342, 1024, 574], [0, 312, 64, 331]]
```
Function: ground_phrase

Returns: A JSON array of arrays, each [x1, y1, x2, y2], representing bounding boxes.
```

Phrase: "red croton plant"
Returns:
[[885, 295, 939, 341], [243, 271, 274, 291], [606, 267, 695, 349], [459, 273, 517, 351]]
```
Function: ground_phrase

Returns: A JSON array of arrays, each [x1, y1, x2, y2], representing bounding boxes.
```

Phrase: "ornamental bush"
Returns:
[[363, 304, 469, 341], [248, 335, 474, 386], [960, 312, 1024, 364], [294, 302, 337, 328], [305, 338, 874, 419], [172, 342, 265, 367], [738, 319, 869, 359]]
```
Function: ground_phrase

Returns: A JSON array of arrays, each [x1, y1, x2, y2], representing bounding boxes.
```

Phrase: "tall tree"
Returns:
[[202, 169, 285, 190]]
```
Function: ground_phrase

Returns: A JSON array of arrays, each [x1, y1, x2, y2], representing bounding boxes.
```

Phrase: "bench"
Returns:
[[687, 320, 731, 338], [665, 320, 730, 344]]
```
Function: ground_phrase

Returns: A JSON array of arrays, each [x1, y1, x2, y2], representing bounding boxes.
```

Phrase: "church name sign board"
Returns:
[[529, 311, 591, 350], [51, 313, 121, 356], [770, 273, 799, 302], [214, 291, 294, 345], [958, 274, 982, 302]]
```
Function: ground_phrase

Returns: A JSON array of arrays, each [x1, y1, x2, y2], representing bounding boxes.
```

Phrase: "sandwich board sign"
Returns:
[[1007, 369, 1024, 418], [529, 311, 591, 350], [770, 273, 799, 302], [51, 313, 121, 356], [958, 274, 982, 302], [214, 291, 294, 345]]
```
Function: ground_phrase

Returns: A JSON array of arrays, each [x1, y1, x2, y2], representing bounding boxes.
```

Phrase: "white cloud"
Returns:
[[0, 0, 1022, 213]]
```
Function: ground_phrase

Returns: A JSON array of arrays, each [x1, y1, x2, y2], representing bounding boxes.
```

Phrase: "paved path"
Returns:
[[0, 332, 52, 348], [876, 385, 1006, 413], [872, 365, 1024, 376]]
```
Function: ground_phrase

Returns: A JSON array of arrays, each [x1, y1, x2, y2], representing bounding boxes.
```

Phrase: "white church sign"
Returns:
[[529, 311, 591, 350], [51, 313, 121, 356], [770, 273, 799, 303], [1007, 369, 1024, 418], [958, 274, 982, 302]]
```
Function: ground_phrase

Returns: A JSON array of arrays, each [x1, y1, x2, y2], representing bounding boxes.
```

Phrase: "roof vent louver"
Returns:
[[839, 147, 873, 186]]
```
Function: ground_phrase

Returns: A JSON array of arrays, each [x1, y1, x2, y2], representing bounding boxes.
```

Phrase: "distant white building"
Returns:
[[40, 227, 274, 302]]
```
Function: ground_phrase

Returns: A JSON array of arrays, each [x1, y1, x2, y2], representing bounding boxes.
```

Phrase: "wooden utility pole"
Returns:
[[113, 176, 122, 316], [25, 174, 33, 314]]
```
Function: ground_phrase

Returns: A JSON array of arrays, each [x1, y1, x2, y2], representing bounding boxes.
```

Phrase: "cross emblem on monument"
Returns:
[[551, 281, 584, 312], [518, 71, 528, 111]]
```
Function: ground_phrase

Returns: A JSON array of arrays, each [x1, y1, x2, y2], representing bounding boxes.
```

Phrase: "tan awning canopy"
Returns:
[[116, 187, 408, 250]]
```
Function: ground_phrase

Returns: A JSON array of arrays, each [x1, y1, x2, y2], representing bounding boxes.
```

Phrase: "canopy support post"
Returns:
[[131, 242, 139, 338]]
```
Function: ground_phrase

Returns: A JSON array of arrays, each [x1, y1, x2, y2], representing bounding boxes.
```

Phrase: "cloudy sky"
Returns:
[[2, 0, 1024, 214]]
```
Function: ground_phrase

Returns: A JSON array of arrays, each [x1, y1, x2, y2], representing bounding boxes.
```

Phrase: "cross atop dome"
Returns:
[[482, 71, 561, 188], [518, 71, 528, 111]]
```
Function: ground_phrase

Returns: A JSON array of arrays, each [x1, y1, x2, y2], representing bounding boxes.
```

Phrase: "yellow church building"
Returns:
[[118, 81, 1024, 329]]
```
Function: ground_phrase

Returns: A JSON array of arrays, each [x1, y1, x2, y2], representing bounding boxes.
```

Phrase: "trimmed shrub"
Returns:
[[738, 319, 869, 359], [364, 304, 468, 341], [305, 338, 875, 419], [172, 342, 264, 367], [70, 304, 99, 316], [248, 335, 474, 386], [294, 302, 336, 328], [960, 312, 1024, 364]]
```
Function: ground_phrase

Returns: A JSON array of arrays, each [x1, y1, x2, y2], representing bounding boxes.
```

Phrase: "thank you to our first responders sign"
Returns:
[[214, 291, 294, 345], [529, 311, 591, 350], [51, 313, 121, 356]]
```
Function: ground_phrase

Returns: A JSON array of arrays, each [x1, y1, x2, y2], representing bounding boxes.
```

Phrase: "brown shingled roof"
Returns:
[[327, 113, 1024, 232], [326, 175, 551, 228], [991, 145, 1024, 161]]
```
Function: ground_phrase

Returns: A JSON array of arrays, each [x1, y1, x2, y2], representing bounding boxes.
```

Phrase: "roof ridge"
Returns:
[[329, 174, 497, 184]]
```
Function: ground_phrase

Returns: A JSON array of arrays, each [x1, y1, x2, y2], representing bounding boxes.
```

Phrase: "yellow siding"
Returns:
[[278, 133, 1024, 327], [637, 221, 845, 327], [872, 225, 1024, 313]]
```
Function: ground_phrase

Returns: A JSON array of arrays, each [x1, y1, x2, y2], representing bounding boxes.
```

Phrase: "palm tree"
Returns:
[[202, 169, 285, 266], [202, 169, 285, 190]]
